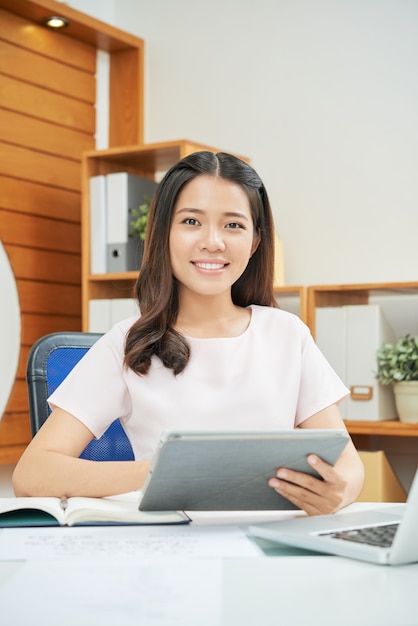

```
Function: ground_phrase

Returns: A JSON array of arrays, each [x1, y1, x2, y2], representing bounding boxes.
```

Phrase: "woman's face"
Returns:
[[169, 174, 260, 299]]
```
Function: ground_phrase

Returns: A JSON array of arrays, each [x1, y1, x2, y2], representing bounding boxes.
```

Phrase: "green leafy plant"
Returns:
[[376, 334, 418, 385], [129, 196, 152, 241]]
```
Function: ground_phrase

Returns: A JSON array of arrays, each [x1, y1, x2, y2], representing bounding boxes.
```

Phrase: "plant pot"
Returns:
[[393, 382, 418, 423]]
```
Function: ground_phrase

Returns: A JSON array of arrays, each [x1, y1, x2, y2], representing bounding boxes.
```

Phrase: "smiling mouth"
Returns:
[[193, 262, 228, 270]]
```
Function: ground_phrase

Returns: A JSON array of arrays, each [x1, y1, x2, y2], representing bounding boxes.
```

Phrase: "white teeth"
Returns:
[[195, 262, 225, 270]]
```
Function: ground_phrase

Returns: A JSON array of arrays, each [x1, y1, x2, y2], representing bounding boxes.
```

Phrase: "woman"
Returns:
[[13, 151, 364, 514]]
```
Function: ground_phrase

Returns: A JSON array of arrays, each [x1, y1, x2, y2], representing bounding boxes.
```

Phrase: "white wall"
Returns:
[[63, 0, 418, 286], [0, 242, 20, 421]]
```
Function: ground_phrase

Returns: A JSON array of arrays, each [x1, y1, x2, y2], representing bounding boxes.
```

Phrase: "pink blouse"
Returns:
[[48, 305, 349, 460]]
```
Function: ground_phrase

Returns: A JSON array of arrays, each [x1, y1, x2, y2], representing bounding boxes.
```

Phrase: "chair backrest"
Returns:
[[26, 332, 134, 461]]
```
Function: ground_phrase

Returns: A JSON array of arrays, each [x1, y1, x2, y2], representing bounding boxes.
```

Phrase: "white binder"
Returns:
[[89, 175, 107, 274], [88, 299, 139, 333], [315, 305, 397, 421], [106, 173, 157, 272]]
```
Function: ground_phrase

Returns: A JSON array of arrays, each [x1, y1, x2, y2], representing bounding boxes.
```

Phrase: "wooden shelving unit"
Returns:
[[0, 0, 147, 464], [308, 282, 418, 440], [307, 282, 418, 337]]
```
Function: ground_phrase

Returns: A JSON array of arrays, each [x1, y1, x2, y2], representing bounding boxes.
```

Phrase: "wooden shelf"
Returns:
[[90, 272, 139, 281], [87, 274, 138, 300], [307, 282, 418, 337], [345, 420, 418, 437], [309, 282, 418, 439], [274, 285, 308, 324], [82, 140, 249, 180]]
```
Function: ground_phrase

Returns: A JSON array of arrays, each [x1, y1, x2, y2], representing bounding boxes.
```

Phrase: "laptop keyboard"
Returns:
[[319, 523, 399, 548]]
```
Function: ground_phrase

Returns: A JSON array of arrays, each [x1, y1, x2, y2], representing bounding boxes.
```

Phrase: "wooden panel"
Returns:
[[313, 291, 369, 308], [18, 280, 81, 316], [307, 287, 369, 337], [21, 313, 81, 345], [0, 412, 30, 445], [0, 2, 89, 462], [6, 246, 80, 284], [109, 47, 143, 146], [0, 74, 95, 133], [350, 434, 372, 450], [0, 40, 95, 101], [0, 210, 81, 254], [16, 346, 30, 379], [0, 7, 96, 71], [0, 110, 94, 160], [0, 0, 144, 462], [0, 176, 79, 221], [87, 277, 137, 299], [6, 380, 28, 413], [0, 144, 82, 190], [0, 443, 26, 464], [0, 0, 145, 150]]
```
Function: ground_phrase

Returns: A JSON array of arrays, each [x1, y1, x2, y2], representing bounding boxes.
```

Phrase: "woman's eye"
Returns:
[[226, 222, 244, 230], [183, 218, 200, 226]]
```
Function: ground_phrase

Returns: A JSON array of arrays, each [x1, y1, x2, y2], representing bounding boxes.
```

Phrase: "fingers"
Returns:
[[268, 455, 327, 494], [268, 455, 347, 516], [268, 471, 329, 516]]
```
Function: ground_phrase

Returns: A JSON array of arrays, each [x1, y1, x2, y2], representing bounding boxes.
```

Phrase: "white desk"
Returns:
[[0, 535, 417, 626], [0, 465, 417, 626]]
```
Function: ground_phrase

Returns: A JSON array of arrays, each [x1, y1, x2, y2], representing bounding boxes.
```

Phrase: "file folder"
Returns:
[[106, 173, 157, 272], [315, 305, 397, 421], [89, 175, 107, 274]]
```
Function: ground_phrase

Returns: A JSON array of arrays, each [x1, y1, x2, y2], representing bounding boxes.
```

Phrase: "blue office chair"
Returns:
[[26, 332, 135, 461]]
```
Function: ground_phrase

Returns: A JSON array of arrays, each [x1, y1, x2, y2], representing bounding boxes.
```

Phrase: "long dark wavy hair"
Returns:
[[124, 151, 278, 376]]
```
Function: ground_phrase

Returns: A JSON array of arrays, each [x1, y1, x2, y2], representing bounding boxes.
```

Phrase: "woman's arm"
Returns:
[[12, 408, 150, 498], [268, 404, 365, 515]]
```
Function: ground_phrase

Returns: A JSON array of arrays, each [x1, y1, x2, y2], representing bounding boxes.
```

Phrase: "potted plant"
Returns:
[[376, 334, 418, 423], [129, 196, 152, 242], [128, 196, 152, 268]]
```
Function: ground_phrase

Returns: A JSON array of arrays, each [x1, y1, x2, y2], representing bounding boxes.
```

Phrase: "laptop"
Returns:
[[249, 470, 418, 565], [139, 429, 349, 511]]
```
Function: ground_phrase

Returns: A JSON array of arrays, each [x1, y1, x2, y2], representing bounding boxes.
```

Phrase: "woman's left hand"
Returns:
[[273, 404, 365, 515], [268, 454, 350, 516]]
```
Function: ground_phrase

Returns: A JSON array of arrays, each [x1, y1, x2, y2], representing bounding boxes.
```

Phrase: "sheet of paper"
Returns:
[[0, 524, 260, 561], [0, 558, 222, 626]]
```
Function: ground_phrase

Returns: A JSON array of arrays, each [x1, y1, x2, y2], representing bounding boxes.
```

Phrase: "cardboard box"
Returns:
[[357, 450, 407, 502]]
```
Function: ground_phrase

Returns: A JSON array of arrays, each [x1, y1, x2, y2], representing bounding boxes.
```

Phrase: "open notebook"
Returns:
[[249, 471, 418, 565]]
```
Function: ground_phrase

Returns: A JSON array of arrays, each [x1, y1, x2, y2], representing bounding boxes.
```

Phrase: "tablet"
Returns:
[[138, 429, 349, 511]]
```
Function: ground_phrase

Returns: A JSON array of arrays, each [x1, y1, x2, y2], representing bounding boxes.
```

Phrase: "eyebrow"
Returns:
[[175, 207, 249, 221]]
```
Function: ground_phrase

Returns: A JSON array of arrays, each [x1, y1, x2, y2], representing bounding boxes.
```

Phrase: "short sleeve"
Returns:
[[48, 320, 134, 438], [295, 322, 349, 425]]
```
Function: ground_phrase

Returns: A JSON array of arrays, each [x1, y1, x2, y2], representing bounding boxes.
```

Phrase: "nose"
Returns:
[[200, 226, 226, 252]]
